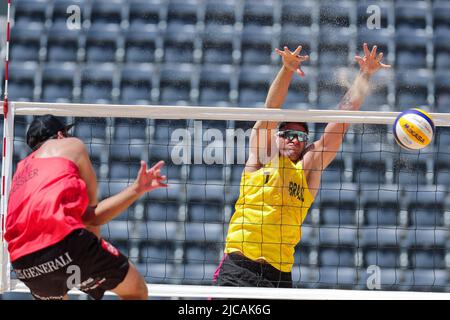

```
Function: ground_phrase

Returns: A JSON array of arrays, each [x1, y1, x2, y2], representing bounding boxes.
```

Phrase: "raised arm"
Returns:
[[82, 161, 167, 226], [304, 43, 390, 197], [245, 46, 309, 172]]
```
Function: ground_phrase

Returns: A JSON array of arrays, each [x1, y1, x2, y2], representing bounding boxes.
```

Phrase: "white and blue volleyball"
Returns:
[[393, 108, 435, 150]]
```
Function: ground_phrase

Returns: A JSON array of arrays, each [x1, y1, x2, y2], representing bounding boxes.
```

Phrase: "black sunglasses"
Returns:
[[277, 130, 309, 142]]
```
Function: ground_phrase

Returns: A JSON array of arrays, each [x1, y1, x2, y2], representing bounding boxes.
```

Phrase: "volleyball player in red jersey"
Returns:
[[4, 115, 167, 300]]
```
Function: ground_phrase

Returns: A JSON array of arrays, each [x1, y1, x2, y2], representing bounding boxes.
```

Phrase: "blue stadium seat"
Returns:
[[319, 247, 355, 267], [357, 2, 389, 29], [408, 249, 446, 269], [319, 28, 353, 67], [395, 1, 428, 31], [243, 0, 274, 27], [281, 0, 314, 27], [356, 267, 403, 291], [109, 160, 141, 180], [317, 227, 357, 247], [152, 119, 188, 144], [353, 160, 386, 185], [41, 63, 76, 102], [321, 159, 345, 184], [404, 228, 448, 249], [238, 65, 275, 107], [137, 263, 175, 283], [240, 26, 274, 65], [395, 70, 431, 110], [146, 200, 180, 222], [120, 64, 153, 104], [402, 269, 449, 292], [159, 64, 194, 104], [109, 142, 147, 162], [47, 25, 80, 62], [317, 68, 347, 109], [124, 26, 160, 63], [73, 118, 108, 142], [393, 159, 427, 187], [363, 248, 400, 268], [184, 243, 221, 264], [434, 23, 450, 70], [186, 184, 225, 204], [319, 2, 352, 28], [202, 25, 235, 64], [51, 0, 87, 25], [13, 0, 47, 27], [188, 164, 225, 182], [279, 27, 312, 60], [163, 24, 197, 63], [395, 29, 429, 69], [90, 0, 124, 27], [149, 144, 172, 162], [435, 166, 450, 186], [128, 0, 162, 28], [182, 222, 224, 243], [204, 0, 237, 27], [85, 25, 121, 63], [142, 221, 179, 242], [435, 71, 450, 113], [357, 28, 393, 68], [8, 62, 38, 101], [363, 195, 400, 226], [167, 0, 199, 27], [80, 64, 115, 103], [318, 186, 358, 225], [316, 267, 356, 288], [294, 244, 313, 266], [102, 220, 133, 241], [140, 243, 175, 264], [144, 178, 183, 202], [433, 1, 450, 31], [359, 227, 404, 248], [187, 202, 224, 223], [178, 263, 217, 284], [230, 164, 244, 185], [199, 64, 233, 105], [10, 25, 43, 62]]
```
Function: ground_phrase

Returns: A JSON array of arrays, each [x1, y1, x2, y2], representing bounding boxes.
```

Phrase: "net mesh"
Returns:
[[6, 113, 450, 293]]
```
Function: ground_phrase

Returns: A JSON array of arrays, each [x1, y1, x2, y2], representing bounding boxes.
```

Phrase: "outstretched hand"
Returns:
[[275, 45, 309, 77], [134, 160, 168, 194], [355, 43, 391, 76]]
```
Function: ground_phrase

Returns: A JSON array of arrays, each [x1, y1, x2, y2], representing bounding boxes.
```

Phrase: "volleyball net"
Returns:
[[1, 102, 450, 299]]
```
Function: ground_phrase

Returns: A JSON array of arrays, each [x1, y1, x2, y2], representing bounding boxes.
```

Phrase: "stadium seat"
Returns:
[[404, 228, 448, 249], [433, 1, 450, 31], [240, 26, 274, 66], [395, 1, 428, 31], [188, 164, 225, 182], [281, 0, 314, 27], [318, 186, 358, 225], [137, 263, 175, 283], [199, 64, 233, 105], [316, 267, 356, 288], [80, 64, 115, 103], [102, 220, 134, 241], [356, 267, 403, 291], [279, 26, 312, 60], [320, 159, 345, 184], [145, 179, 183, 203], [159, 64, 194, 104], [435, 166, 450, 186], [167, 0, 199, 27], [41, 63, 76, 102], [317, 68, 348, 109], [229, 164, 245, 185], [402, 269, 449, 292], [74, 118, 108, 142], [184, 243, 221, 264], [51, 0, 87, 25], [152, 119, 188, 144], [142, 221, 179, 242], [8, 62, 38, 101], [163, 24, 197, 63], [85, 25, 121, 63], [140, 242, 175, 264], [185, 184, 225, 204], [179, 263, 217, 284], [181, 222, 224, 243], [120, 64, 153, 104], [435, 70, 450, 113], [395, 70, 431, 110], [109, 159, 141, 181], [10, 25, 43, 62], [243, 0, 274, 27], [128, 0, 163, 28], [359, 227, 405, 248], [434, 28, 450, 70], [318, 28, 353, 67], [357, 2, 389, 29], [204, 0, 237, 27], [317, 227, 358, 247], [408, 249, 446, 269], [124, 26, 160, 63], [146, 200, 180, 222], [202, 25, 235, 65], [149, 144, 172, 162], [13, 0, 48, 27], [363, 248, 400, 268], [353, 160, 386, 186], [395, 29, 429, 69], [294, 244, 313, 266], [319, 247, 355, 268], [47, 25, 80, 62], [89, 0, 124, 27], [238, 65, 275, 107], [187, 202, 224, 223]]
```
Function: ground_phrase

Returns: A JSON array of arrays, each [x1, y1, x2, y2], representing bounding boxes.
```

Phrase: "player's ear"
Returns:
[[56, 131, 66, 139]]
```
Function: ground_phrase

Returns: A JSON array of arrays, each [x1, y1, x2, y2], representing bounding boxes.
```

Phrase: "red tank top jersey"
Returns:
[[5, 153, 89, 262]]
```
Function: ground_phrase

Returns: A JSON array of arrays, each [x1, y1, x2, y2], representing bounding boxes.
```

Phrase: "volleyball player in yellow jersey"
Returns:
[[213, 43, 391, 288]]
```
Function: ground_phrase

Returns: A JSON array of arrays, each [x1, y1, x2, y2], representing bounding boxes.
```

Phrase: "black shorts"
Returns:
[[213, 253, 293, 288], [11, 228, 129, 300]]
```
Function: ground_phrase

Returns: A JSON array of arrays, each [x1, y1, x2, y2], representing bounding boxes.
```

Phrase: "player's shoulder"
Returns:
[[60, 137, 86, 150]]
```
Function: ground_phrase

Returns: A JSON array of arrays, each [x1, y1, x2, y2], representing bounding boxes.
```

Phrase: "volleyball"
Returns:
[[393, 108, 435, 150]]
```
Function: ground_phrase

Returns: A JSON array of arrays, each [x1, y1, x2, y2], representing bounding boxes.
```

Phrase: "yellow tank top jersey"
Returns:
[[225, 156, 314, 272]]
